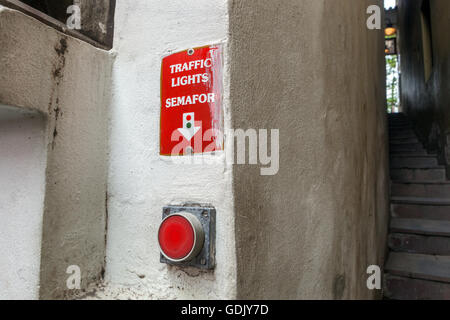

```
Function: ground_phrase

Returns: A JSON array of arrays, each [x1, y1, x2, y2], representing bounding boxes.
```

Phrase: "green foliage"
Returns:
[[386, 55, 399, 113]]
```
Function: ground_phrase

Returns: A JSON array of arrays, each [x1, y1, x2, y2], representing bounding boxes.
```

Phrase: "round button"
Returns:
[[158, 212, 205, 262]]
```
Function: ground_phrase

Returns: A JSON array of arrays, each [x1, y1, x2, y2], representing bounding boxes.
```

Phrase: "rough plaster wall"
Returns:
[[0, 106, 47, 300], [102, 0, 236, 299], [229, 0, 389, 299], [397, 0, 450, 174], [0, 7, 112, 299]]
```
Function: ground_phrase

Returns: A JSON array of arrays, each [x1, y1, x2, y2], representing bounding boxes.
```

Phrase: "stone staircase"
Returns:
[[384, 113, 450, 299]]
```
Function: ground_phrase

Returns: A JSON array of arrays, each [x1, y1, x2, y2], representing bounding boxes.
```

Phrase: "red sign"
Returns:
[[160, 45, 224, 156]]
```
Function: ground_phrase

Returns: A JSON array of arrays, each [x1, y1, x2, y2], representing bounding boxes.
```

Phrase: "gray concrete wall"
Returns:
[[0, 6, 112, 299], [229, 0, 389, 299], [397, 0, 450, 176]]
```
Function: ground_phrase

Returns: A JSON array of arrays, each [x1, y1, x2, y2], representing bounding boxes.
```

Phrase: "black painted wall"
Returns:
[[398, 0, 450, 176], [18, 0, 115, 48], [21, 0, 73, 23]]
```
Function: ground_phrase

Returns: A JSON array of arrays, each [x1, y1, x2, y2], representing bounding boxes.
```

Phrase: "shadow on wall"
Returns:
[[398, 0, 450, 177]]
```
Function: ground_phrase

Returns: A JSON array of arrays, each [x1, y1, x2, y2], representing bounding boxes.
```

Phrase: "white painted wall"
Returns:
[[0, 105, 47, 300], [103, 0, 236, 299]]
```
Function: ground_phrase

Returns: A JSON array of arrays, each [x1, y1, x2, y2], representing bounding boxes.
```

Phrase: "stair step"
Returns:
[[390, 137, 419, 144], [389, 233, 450, 255], [391, 196, 450, 206], [390, 150, 428, 156], [389, 121, 412, 125], [388, 119, 409, 123], [391, 153, 437, 157], [388, 112, 407, 118], [389, 119, 413, 124], [386, 114, 450, 299], [390, 218, 450, 237], [388, 113, 407, 117], [389, 132, 417, 139], [392, 203, 450, 221], [385, 252, 450, 283], [389, 125, 413, 130], [390, 156, 438, 168], [389, 127, 415, 132], [390, 139, 420, 145], [384, 274, 450, 299], [390, 143, 425, 153], [391, 182, 450, 198], [389, 117, 411, 122], [391, 168, 446, 181]]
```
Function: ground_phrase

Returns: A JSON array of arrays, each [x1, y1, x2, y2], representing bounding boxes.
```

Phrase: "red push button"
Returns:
[[158, 215, 194, 259], [158, 212, 205, 262]]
